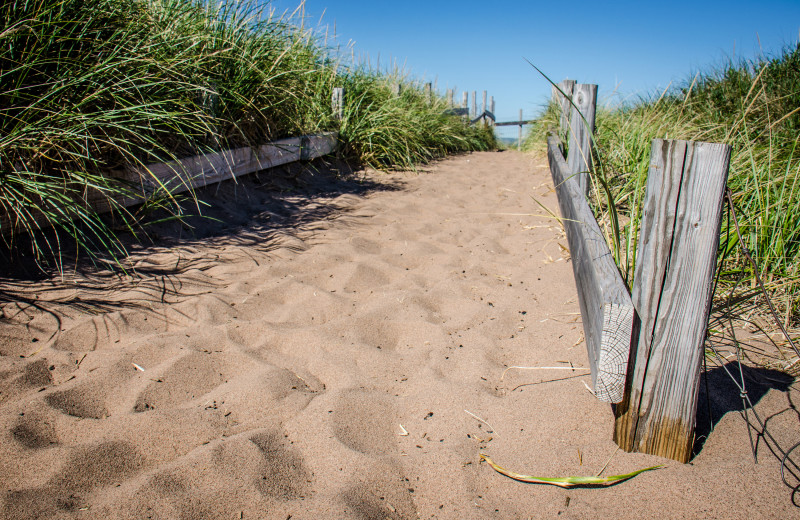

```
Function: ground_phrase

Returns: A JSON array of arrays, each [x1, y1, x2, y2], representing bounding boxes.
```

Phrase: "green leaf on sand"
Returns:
[[480, 453, 663, 488]]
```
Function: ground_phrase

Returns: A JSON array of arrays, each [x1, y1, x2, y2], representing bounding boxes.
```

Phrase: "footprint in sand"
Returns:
[[45, 385, 109, 419], [10, 409, 58, 449], [134, 351, 230, 412], [3, 441, 143, 520], [331, 389, 395, 456]]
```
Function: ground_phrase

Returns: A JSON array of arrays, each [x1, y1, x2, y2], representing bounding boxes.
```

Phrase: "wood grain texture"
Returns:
[[332, 87, 344, 120], [1, 133, 338, 235], [547, 135, 634, 403], [551, 79, 576, 139], [614, 139, 731, 463], [566, 83, 597, 195]]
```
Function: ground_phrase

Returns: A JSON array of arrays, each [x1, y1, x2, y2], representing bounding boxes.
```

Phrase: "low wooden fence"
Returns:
[[549, 79, 731, 463]]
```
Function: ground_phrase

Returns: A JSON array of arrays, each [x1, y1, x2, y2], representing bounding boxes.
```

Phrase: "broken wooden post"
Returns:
[[547, 134, 635, 404], [332, 87, 344, 120], [614, 139, 732, 463], [566, 83, 597, 195]]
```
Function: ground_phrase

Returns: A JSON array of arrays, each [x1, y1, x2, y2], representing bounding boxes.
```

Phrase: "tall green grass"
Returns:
[[524, 44, 800, 321], [0, 0, 493, 271]]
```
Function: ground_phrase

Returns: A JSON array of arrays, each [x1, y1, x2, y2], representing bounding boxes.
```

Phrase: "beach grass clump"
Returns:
[[524, 44, 800, 321], [338, 71, 495, 169], [0, 0, 493, 270]]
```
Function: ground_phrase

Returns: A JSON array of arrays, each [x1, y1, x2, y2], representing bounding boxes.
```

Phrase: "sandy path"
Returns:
[[0, 151, 796, 519]]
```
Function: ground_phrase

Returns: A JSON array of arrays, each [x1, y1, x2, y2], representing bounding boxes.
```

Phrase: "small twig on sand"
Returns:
[[465, 409, 497, 434], [501, 365, 589, 381], [596, 447, 620, 476]]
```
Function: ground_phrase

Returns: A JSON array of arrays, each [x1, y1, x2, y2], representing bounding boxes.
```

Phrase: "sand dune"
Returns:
[[0, 151, 796, 519]]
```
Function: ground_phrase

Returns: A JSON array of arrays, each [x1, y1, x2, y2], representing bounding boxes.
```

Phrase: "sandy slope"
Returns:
[[0, 151, 796, 519]]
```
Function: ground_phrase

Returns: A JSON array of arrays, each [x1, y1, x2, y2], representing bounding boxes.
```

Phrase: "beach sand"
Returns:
[[0, 150, 796, 519]]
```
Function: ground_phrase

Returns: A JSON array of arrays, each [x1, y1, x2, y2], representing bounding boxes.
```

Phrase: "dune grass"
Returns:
[[524, 44, 800, 323], [0, 0, 493, 271]]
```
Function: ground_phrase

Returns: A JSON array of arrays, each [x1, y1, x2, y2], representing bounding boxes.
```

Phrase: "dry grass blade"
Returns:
[[480, 454, 663, 488]]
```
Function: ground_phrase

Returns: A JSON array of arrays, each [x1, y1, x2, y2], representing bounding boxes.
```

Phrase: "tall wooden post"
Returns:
[[462, 91, 468, 109], [447, 89, 454, 107], [424, 82, 432, 104], [566, 83, 597, 195], [614, 139, 731, 463], [490, 96, 495, 125], [332, 87, 344, 121], [471, 91, 477, 119], [551, 79, 576, 139], [482, 90, 487, 117]]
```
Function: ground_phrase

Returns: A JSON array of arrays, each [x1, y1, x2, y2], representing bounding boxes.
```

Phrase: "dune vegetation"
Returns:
[[525, 44, 800, 325], [0, 0, 494, 269]]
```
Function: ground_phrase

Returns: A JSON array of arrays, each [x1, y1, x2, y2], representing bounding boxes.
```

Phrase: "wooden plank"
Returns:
[[566, 83, 597, 195], [495, 120, 536, 127], [614, 139, 731, 463], [332, 87, 344, 120], [1, 133, 338, 235], [547, 134, 635, 403]]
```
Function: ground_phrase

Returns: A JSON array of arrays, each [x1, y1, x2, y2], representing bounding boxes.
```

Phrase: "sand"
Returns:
[[0, 150, 797, 519]]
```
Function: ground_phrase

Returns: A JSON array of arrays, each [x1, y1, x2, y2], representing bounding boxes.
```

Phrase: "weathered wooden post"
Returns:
[[462, 91, 468, 109], [518, 109, 523, 151], [471, 91, 477, 119], [482, 90, 487, 118], [566, 83, 597, 195], [614, 139, 731, 463], [551, 79, 576, 138], [547, 135, 635, 404], [391, 83, 401, 97], [332, 87, 344, 121], [424, 82, 432, 104], [447, 89, 454, 107], [490, 96, 495, 126]]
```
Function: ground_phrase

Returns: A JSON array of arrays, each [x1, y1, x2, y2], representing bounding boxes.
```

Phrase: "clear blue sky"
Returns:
[[269, 0, 800, 138]]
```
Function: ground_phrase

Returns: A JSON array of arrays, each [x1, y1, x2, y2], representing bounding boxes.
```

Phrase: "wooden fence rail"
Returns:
[[548, 77, 732, 463]]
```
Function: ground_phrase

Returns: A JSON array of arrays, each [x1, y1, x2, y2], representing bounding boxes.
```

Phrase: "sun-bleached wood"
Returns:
[[551, 79, 576, 139], [614, 139, 731, 463], [566, 83, 597, 195], [1, 133, 338, 234], [547, 134, 635, 403], [332, 87, 344, 120]]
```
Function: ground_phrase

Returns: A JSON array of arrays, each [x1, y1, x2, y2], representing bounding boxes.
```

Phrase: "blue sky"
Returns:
[[269, 0, 800, 138]]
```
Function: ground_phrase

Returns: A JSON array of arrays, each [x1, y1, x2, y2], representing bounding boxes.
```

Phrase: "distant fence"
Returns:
[[548, 79, 731, 463]]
